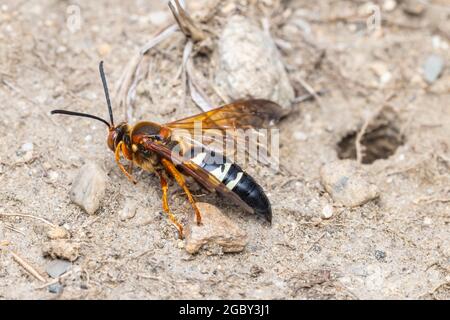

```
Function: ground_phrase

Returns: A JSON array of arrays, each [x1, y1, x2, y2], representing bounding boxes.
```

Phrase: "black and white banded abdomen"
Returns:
[[189, 150, 272, 222]]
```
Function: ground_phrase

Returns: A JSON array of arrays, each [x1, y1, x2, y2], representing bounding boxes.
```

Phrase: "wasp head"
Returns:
[[107, 123, 129, 151]]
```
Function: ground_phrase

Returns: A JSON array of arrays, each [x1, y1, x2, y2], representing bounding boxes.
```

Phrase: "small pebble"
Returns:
[[47, 226, 70, 240], [423, 54, 444, 84], [374, 250, 387, 261], [250, 265, 264, 278], [321, 204, 334, 219], [423, 217, 432, 225], [148, 11, 168, 25], [16, 143, 34, 163], [383, 0, 397, 12], [215, 15, 294, 111], [184, 202, 248, 254], [43, 240, 80, 262], [320, 160, 380, 207], [293, 131, 308, 141], [97, 43, 111, 57], [56, 45, 67, 54], [21, 142, 34, 152], [46, 259, 72, 278], [177, 240, 185, 249], [119, 199, 138, 221], [370, 61, 391, 85], [431, 36, 449, 50], [380, 72, 392, 85], [70, 163, 107, 215], [48, 171, 59, 181], [403, 0, 426, 16], [48, 283, 63, 294]]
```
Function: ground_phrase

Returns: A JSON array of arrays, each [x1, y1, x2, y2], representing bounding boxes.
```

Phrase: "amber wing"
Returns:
[[165, 99, 285, 165], [166, 99, 285, 130]]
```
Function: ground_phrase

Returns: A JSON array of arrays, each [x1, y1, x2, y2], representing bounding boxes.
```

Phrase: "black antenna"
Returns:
[[99, 61, 114, 127], [51, 110, 111, 128]]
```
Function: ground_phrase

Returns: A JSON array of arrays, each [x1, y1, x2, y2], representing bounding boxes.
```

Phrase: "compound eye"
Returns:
[[107, 131, 116, 151]]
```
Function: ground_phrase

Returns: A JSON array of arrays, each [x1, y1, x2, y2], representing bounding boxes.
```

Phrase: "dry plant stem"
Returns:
[[293, 89, 327, 104], [355, 93, 396, 163], [186, 60, 214, 111], [306, 232, 327, 253], [0, 213, 57, 228], [36, 271, 74, 290], [414, 197, 450, 205], [140, 24, 179, 55], [295, 75, 324, 109], [10, 251, 46, 283], [179, 40, 213, 111], [4, 224, 25, 236], [115, 24, 178, 121], [116, 0, 208, 117], [168, 0, 206, 42]]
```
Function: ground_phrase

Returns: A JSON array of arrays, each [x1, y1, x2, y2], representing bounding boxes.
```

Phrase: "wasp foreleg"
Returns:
[[158, 172, 184, 239], [161, 158, 202, 225], [115, 141, 137, 184]]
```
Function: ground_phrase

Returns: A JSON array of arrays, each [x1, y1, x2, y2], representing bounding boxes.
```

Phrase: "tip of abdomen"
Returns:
[[255, 206, 272, 224]]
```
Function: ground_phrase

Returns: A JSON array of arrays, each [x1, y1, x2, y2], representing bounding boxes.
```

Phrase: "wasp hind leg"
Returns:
[[161, 158, 202, 225], [115, 141, 137, 184], [158, 172, 184, 239]]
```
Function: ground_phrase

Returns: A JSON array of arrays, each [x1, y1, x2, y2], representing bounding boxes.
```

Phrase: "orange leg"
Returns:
[[115, 141, 137, 184], [161, 158, 202, 225], [158, 173, 184, 239]]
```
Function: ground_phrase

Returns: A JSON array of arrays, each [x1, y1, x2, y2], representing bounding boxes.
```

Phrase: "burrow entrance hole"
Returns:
[[337, 107, 405, 164]]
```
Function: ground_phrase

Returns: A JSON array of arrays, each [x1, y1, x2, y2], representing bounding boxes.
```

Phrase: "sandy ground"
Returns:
[[0, 0, 449, 299]]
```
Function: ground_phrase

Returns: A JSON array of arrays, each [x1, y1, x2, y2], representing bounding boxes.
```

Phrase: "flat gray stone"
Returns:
[[320, 160, 380, 207], [423, 54, 444, 84], [215, 15, 294, 111], [70, 162, 107, 215], [48, 283, 63, 294], [45, 259, 72, 278]]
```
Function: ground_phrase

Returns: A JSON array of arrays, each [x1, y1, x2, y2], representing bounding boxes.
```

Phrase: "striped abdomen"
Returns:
[[189, 150, 272, 222]]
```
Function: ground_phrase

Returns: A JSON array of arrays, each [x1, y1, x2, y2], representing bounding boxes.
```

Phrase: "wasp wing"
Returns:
[[166, 99, 285, 130], [165, 99, 284, 167]]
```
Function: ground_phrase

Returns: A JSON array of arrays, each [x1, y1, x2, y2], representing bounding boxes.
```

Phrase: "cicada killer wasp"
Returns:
[[52, 62, 284, 239]]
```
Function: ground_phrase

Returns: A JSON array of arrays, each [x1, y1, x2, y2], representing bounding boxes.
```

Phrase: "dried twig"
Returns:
[[186, 58, 214, 111], [115, 0, 208, 118], [414, 197, 450, 205], [293, 89, 327, 103], [355, 93, 396, 163], [168, 0, 206, 42], [139, 24, 179, 55], [35, 270, 74, 290], [306, 232, 327, 253], [295, 75, 324, 109], [0, 213, 57, 228], [4, 224, 26, 236], [11, 250, 46, 283], [419, 281, 450, 299]]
